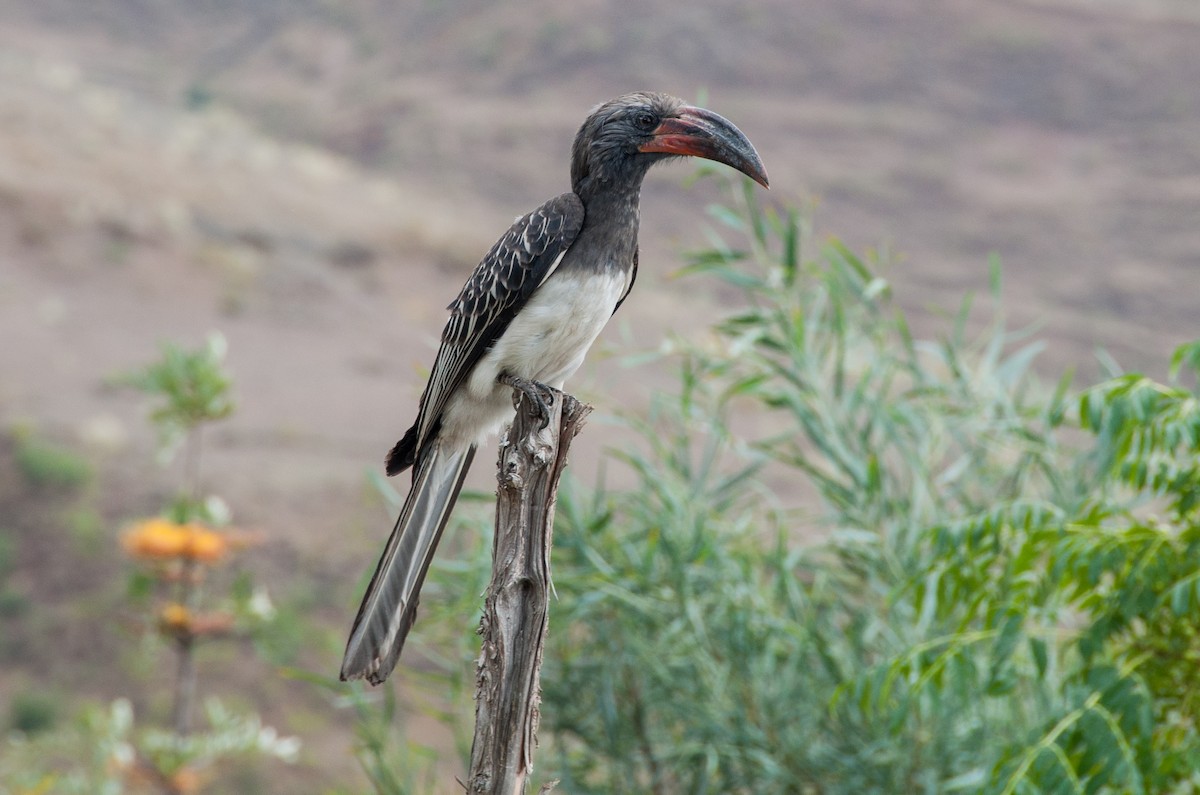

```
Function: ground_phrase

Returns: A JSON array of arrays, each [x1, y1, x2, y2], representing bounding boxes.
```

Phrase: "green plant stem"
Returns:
[[630, 683, 665, 795], [172, 625, 197, 738], [184, 426, 204, 504], [171, 427, 204, 739]]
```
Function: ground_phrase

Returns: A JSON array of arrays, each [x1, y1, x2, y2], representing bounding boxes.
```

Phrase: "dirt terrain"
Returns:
[[1, 0, 1198, 790]]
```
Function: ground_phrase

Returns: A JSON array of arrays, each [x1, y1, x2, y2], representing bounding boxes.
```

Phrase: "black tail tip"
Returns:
[[385, 424, 419, 476]]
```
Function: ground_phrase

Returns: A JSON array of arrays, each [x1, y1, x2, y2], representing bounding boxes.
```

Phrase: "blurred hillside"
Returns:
[[0, 0, 1198, 791], [3, 0, 1199, 356]]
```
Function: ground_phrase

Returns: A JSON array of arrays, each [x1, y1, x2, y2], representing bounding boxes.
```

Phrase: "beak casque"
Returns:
[[638, 105, 769, 189]]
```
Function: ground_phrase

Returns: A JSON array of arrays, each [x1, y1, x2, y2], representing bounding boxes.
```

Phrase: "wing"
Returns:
[[388, 192, 585, 475], [612, 247, 638, 315]]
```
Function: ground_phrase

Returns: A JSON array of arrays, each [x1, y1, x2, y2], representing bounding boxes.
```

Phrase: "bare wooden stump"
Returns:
[[466, 389, 591, 795]]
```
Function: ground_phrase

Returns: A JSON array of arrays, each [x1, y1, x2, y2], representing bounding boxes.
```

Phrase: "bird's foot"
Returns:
[[498, 374, 556, 429]]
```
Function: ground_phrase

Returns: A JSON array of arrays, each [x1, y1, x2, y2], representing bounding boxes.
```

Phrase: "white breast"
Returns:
[[490, 268, 628, 388], [438, 267, 630, 447]]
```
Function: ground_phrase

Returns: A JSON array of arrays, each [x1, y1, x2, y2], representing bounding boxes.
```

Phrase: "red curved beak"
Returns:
[[638, 105, 769, 189]]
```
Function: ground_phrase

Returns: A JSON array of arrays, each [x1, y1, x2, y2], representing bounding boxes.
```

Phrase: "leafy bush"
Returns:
[[526, 183, 1068, 793], [907, 342, 1200, 794], [533, 183, 1198, 793], [11, 427, 91, 489], [0, 698, 298, 795], [346, 180, 1196, 794], [8, 691, 58, 736]]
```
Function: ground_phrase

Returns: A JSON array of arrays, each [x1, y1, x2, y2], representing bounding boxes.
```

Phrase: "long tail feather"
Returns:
[[340, 442, 476, 684]]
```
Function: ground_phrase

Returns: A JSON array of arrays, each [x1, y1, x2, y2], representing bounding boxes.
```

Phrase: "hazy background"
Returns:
[[1, 0, 1198, 790]]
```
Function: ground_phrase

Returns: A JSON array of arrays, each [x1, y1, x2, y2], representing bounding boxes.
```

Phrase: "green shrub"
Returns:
[[9, 691, 58, 735], [532, 182, 1074, 793], [540, 182, 1199, 793], [12, 429, 91, 489], [374, 180, 1198, 794]]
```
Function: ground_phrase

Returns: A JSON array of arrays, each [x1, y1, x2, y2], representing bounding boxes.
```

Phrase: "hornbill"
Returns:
[[341, 91, 768, 685]]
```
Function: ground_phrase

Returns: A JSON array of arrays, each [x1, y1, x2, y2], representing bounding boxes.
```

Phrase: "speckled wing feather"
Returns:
[[390, 192, 584, 473]]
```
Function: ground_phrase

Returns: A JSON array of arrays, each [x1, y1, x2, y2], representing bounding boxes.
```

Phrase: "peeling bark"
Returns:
[[467, 389, 590, 795]]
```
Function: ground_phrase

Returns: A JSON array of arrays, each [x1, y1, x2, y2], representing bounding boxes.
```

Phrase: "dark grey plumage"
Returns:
[[341, 92, 767, 685], [385, 194, 585, 477]]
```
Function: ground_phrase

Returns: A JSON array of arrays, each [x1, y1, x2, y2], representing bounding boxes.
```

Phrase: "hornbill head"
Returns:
[[571, 92, 769, 197]]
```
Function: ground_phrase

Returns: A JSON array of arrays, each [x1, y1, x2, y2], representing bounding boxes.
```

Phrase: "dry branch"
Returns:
[[467, 389, 591, 794]]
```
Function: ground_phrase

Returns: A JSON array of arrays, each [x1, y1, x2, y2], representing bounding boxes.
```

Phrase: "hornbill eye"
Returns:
[[633, 111, 657, 131]]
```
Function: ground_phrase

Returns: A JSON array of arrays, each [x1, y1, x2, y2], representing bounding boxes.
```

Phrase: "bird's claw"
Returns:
[[499, 375, 555, 430]]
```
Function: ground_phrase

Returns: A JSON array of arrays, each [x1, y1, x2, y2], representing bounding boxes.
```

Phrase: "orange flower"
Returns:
[[158, 604, 235, 639], [159, 604, 192, 641], [123, 519, 230, 563], [183, 527, 228, 562], [123, 518, 188, 559], [160, 603, 191, 631]]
